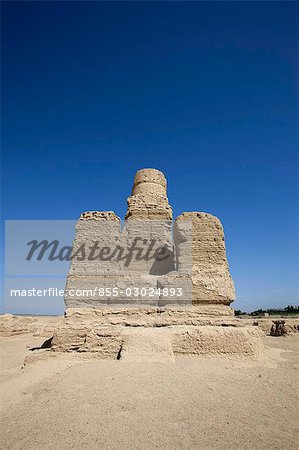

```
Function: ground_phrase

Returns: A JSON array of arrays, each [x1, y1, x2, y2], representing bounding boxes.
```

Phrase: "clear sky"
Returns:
[[1, 1, 298, 313]]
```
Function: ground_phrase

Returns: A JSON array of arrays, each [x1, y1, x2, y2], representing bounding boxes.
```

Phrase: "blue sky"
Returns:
[[1, 1, 298, 313]]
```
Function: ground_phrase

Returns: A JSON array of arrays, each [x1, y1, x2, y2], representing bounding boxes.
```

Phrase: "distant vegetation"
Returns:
[[235, 305, 299, 316]]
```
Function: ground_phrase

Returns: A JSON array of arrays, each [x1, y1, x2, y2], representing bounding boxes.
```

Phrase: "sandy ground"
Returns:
[[0, 333, 298, 450]]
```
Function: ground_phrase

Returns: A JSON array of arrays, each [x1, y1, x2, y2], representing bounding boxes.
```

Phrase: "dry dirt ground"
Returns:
[[0, 333, 298, 450]]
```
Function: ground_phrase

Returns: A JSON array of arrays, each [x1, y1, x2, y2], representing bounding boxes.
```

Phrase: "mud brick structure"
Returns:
[[65, 168, 235, 310], [59, 169, 263, 358]]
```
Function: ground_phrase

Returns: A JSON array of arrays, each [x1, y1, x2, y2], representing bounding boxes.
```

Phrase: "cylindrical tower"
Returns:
[[125, 168, 172, 220], [132, 169, 167, 197]]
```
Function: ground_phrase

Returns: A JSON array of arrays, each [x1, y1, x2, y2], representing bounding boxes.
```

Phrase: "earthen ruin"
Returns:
[[57, 169, 264, 358], [65, 168, 234, 311]]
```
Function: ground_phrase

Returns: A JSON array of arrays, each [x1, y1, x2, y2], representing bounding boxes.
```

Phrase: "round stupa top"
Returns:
[[132, 168, 167, 197]]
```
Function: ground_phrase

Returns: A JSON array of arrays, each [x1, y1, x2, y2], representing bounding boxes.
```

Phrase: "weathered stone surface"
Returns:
[[175, 212, 235, 305], [64, 305, 236, 328], [67, 211, 121, 277], [171, 326, 263, 357], [49, 322, 263, 358], [51, 325, 123, 357], [64, 169, 235, 308], [79, 211, 120, 221], [1, 313, 298, 340], [65, 305, 235, 319], [125, 168, 172, 220], [65, 274, 160, 307], [0, 314, 63, 337], [0, 314, 38, 336]]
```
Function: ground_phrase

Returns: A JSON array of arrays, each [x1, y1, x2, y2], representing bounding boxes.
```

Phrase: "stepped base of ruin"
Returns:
[[45, 306, 264, 358], [51, 323, 263, 359]]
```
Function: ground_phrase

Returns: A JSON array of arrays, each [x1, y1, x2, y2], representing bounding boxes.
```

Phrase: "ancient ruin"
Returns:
[[55, 169, 264, 357], [270, 320, 287, 336], [65, 168, 234, 311]]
